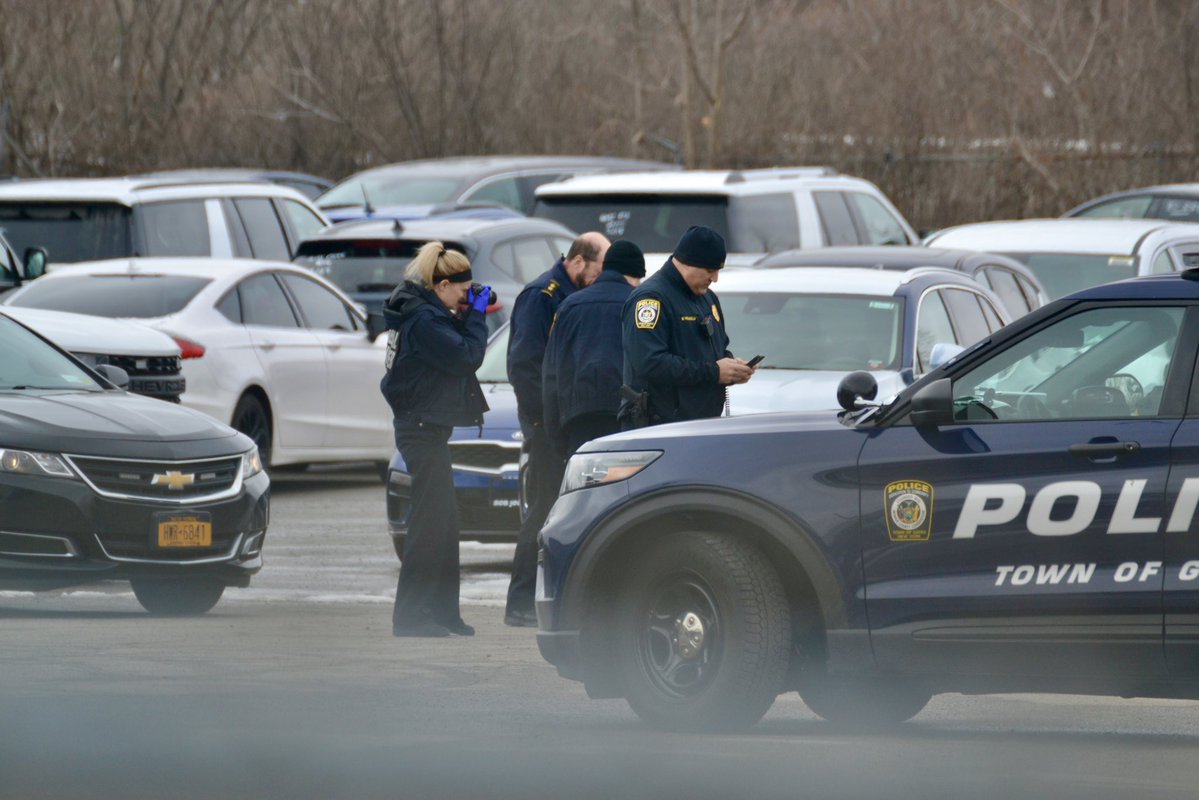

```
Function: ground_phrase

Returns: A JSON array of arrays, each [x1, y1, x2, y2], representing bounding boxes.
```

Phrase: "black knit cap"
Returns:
[[672, 225, 726, 269], [602, 239, 646, 278]]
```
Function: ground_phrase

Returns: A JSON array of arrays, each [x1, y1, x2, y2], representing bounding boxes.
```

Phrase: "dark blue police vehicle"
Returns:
[[536, 271, 1199, 730]]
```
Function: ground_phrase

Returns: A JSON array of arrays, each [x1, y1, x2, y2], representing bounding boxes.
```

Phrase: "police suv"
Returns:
[[536, 271, 1199, 730]]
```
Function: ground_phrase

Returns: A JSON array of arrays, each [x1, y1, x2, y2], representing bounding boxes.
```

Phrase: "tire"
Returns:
[[798, 674, 931, 726], [130, 578, 226, 616], [614, 531, 791, 732], [231, 394, 272, 467]]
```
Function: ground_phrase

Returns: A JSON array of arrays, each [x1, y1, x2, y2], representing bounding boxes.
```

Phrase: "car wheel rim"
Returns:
[[634, 573, 721, 701], [235, 404, 269, 456]]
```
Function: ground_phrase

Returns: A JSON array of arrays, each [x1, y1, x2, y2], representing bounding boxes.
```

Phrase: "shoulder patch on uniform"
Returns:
[[541, 279, 560, 298], [634, 298, 661, 330], [711, 303, 721, 323]]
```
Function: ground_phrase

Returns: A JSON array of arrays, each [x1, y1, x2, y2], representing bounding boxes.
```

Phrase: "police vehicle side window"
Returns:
[[950, 306, 1185, 422], [727, 193, 800, 252], [915, 290, 956, 373], [233, 198, 291, 261], [237, 273, 301, 328]]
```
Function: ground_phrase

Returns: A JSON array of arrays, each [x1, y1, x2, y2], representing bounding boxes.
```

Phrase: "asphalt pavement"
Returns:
[[2, 466, 1198, 800]]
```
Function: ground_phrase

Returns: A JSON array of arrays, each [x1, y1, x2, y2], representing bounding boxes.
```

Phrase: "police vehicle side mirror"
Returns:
[[837, 370, 878, 411], [94, 364, 130, 389], [366, 311, 388, 343], [909, 378, 954, 428]]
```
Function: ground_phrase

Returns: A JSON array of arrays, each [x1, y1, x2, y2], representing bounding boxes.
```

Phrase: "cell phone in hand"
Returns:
[[747, 354, 765, 367]]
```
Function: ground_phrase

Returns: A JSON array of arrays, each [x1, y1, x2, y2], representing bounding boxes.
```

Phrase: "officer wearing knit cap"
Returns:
[[619, 225, 754, 428], [543, 240, 646, 456]]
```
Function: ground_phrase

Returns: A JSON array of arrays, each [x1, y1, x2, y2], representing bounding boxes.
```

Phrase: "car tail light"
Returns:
[[170, 335, 206, 359]]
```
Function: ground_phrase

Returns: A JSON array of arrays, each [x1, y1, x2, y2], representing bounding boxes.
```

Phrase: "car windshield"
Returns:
[[318, 177, 464, 209], [0, 314, 101, 391], [295, 239, 472, 296], [0, 202, 133, 263], [7, 274, 211, 318], [719, 292, 904, 371], [477, 324, 509, 383], [1005, 253, 1137, 299]]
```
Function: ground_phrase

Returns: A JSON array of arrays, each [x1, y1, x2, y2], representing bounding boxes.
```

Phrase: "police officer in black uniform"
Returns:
[[620, 225, 753, 429], [504, 231, 610, 627], [543, 240, 646, 457]]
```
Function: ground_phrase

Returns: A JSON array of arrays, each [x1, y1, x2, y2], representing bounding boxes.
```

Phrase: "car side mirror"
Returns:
[[929, 342, 964, 371], [22, 247, 48, 280], [909, 378, 953, 428], [836, 370, 878, 411], [366, 311, 388, 343], [94, 363, 130, 389]]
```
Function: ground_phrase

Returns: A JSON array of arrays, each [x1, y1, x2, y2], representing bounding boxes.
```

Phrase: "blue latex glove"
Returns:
[[468, 284, 492, 314]]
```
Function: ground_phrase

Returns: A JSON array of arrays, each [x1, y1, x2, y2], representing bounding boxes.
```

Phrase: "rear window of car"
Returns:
[[533, 194, 730, 253], [295, 238, 474, 296], [319, 177, 464, 209], [1005, 253, 1137, 300], [7, 274, 211, 318], [0, 202, 133, 263]]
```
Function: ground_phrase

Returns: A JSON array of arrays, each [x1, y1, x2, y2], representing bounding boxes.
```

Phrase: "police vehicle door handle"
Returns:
[[1068, 440, 1140, 460]]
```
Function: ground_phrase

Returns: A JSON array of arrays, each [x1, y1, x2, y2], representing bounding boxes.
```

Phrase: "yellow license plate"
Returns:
[[157, 517, 212, 548]]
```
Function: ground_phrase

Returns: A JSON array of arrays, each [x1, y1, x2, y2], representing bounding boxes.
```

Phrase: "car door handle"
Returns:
[[1068, 441, 1140, 459], [258, 340, 276, 351]]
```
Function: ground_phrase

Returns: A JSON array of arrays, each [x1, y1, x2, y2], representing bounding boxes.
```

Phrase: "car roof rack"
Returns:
[[725, 167, 838, 184]]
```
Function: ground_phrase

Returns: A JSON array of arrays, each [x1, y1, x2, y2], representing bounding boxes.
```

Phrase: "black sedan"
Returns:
[[0, 310, 269, 615]]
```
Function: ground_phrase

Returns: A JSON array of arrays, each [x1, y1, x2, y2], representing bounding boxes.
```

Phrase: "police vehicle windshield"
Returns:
[[719, 292, 903, 371]]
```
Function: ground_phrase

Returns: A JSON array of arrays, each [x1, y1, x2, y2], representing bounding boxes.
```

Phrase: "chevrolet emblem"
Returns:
[[151, 470, 195, 491]]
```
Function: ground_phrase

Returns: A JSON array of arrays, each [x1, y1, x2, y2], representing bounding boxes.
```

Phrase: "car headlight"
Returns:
[[241, 449, 263, 479], [0, 449, 76, 479], [561, 450, 662, 493]]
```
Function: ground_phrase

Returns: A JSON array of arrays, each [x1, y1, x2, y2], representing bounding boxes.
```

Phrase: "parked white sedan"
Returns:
[[3, 258, 394, 470]]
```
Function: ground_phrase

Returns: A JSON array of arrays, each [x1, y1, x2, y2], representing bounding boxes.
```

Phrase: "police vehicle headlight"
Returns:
[[0, 449, 76, 479], [561, 450, 662, 493], [241, 448, 264, 479]]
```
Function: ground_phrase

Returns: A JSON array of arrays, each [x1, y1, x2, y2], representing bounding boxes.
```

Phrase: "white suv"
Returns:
[[0, 177, 329, 266], [532, 167, 918, 267]]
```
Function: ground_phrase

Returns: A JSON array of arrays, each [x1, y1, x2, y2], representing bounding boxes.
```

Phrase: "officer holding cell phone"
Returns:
[[619, 225, 756, 429]]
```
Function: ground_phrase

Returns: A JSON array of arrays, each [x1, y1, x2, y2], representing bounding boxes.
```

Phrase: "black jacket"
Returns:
[[543, 270, 632, 442], [506, 257, 576, 432], [379, 281, 489, 428], [620, 259, 732, 425]]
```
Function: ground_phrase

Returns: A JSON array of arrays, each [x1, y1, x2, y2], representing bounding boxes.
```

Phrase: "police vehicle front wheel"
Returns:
[[615, 531, 791, 732], [797, 675, 931, 726], [130, 577, 226, 616]]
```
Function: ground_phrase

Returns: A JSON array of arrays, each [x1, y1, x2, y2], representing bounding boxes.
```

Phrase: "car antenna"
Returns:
[[361, 185, 375, 217], [392, 219, 404, 235]]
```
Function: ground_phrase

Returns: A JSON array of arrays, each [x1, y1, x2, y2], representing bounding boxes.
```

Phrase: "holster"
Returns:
[[619, 384, 651, 429]]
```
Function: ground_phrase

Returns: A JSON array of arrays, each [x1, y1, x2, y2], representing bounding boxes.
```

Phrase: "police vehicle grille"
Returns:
[[448, 442, 519, 472], [69, 456, 241, 500]]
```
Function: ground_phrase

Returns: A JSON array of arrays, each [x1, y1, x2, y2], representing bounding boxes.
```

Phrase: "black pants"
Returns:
[[565, 413, 620, 457], [505, 425, 564, 615], [393, 422, 461, 629]]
